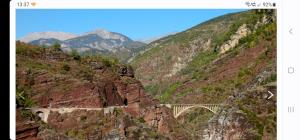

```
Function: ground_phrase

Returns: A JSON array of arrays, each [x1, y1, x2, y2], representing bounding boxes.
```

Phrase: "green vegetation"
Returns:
[[144, 84, 160, 96], [20, 109, 35, 119], [160, 82, 181, 102], [70, 49, 81, 60], [66, 129, 86, 140], [137, 117, 146, 123], [114, 108, 123, 117], [234, 87, 277, 139], [176, 88, 193, 97], [180, 51, 218, 78], [52, 42, 62, 51], [81, 55, 119, 68], [212, 10, 264, 50], [61, 63, 70, 71], [212, 21, 243, 49], [30, 62, 50, 70], [131, 45, 162, 68], [262, 73, 276, 85], [148, 131, 160, 139], [239, 22, 276, 48], [16, 41, 45, 56], [16, 87, 35, 108]]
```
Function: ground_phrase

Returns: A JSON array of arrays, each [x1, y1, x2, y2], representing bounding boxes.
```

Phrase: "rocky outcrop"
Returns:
[[118, 65, 134, 77], [143, 105, 176, 134], [16, 109, 39, 140], [219, 24, 250, 54]]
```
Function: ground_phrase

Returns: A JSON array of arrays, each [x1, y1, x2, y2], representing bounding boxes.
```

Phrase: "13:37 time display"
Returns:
[[16, 2, 30, 7]]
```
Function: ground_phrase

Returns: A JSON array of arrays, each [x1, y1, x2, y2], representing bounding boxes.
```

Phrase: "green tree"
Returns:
[[70, 49, 81, 60], [52, 42, 61, 51]]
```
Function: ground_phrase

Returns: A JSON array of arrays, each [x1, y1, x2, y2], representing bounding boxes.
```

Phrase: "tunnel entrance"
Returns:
[[124, 98, 128, 106], [36, 111, 44, 120]]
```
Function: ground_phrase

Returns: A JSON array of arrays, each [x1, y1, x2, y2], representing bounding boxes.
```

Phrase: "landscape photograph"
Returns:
[[15, 9, 277, 140]]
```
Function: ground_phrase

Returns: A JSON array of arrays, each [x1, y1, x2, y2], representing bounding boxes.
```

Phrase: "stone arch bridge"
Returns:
[[160, 104, 222, 118]]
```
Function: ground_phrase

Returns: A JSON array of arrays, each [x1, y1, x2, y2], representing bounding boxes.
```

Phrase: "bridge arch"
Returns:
[[173, 104, 220, 118]]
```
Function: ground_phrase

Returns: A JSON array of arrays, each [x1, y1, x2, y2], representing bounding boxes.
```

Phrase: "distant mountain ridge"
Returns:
[[20, 29, 147, 62], [20, 31, 78, 43]]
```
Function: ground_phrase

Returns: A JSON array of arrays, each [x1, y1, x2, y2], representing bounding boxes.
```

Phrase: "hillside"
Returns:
[[130, 9, 276, 139], [15, 42, 187, 139]]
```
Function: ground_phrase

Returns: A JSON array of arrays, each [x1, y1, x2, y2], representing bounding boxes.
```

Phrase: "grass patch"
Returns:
[[176, 88, 193, 97], [16, 87, 35, 108], [160, 82, 181, 102], [144, 84, 159, 96], [66, 129, 86, 140], [180, 51, 218, 76]]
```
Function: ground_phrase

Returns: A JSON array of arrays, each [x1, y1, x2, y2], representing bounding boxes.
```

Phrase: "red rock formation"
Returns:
[[16, 44, 181, 138], [143, 106, 176, 134], [16, 109, 39, 140]]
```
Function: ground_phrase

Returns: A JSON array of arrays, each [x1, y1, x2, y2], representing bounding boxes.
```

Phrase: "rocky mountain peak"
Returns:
[[85, 28, 129, 41]]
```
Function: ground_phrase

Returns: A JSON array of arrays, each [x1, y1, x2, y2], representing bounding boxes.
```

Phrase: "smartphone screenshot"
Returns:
[[9, 0, 300, 139]]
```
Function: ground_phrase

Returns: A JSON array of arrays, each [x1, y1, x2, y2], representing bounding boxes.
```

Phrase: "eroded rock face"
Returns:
[[16, 43, 182, 139], [219, 24, 250, 54], [16, 109, 39, 140], [18, 64, 178, 138], [144, 106, 176, 134]]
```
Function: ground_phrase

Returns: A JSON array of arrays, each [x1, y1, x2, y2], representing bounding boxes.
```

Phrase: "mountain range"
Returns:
[[19, 29, 147, 62]]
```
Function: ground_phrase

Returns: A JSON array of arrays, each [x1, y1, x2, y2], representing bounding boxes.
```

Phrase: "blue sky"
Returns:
[[16, 9, 245, 40]]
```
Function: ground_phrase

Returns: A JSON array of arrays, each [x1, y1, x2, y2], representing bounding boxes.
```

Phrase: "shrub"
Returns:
[[137, 117, 146, 123], [70, 49, 81, 60], [62, 64, 70, 71], [160, 82, 181, 102], [102, 58, 112, 67], [148, 131, 160, 138], [80, 116, 87, 122], [16, 42, 45, 56], [20, 109, 35, 119], [52, 42, 61, 51], [16, 88, 35, 108], [238, 67, 252, 78]]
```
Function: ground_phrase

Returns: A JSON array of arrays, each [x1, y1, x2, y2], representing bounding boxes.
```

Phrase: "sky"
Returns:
[[16, 9, 245, 40]]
